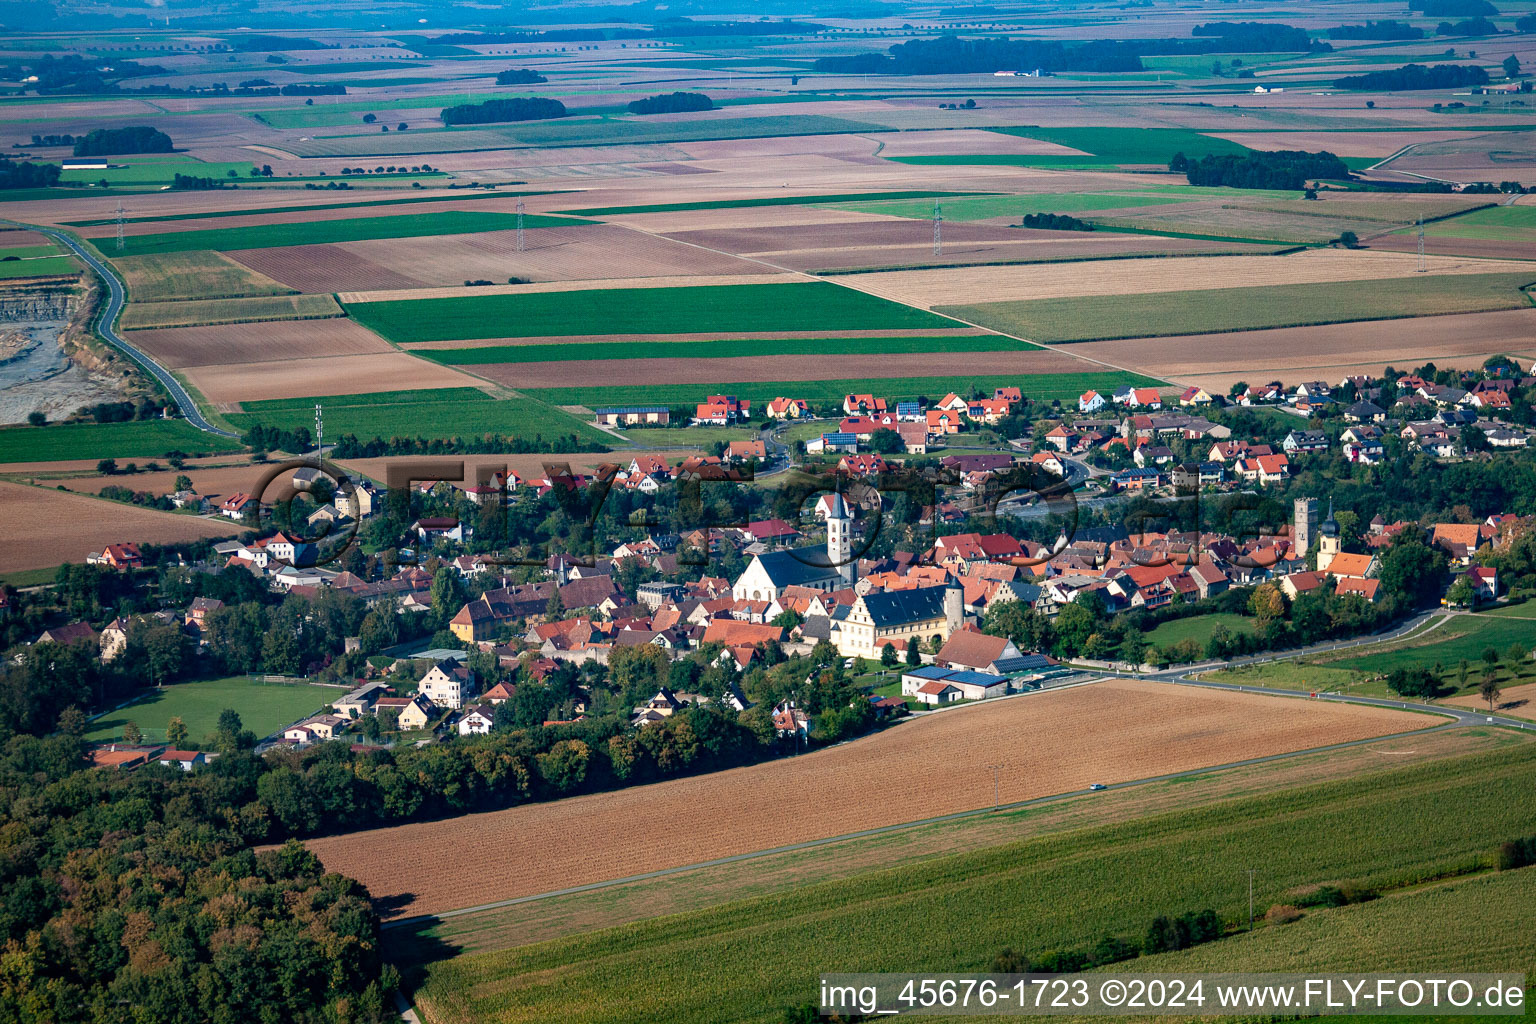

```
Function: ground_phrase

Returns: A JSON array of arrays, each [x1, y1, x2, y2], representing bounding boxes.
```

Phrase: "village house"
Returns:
[[694, 394, 750, 424], [418, 661, 476, 709], [457, 705, 496, 735], [833, 585, 964, 658], [765, 397, 809, 420], [374, 695, 432, 731]]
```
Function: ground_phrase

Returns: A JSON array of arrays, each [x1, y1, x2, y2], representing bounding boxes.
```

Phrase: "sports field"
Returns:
[[90, 211, 588, 256], [945, 273, 1536, 344], [408, 740, 1536, 1024], [85, 676, 342, 744], [343, 282, 952, 343]]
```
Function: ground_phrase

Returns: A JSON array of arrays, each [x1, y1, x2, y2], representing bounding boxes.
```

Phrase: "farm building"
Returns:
[[595, 406, 669, 426], [901, 665, 1011, 702]]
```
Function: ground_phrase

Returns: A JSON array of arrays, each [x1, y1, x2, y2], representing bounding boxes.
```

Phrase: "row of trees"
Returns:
[[628, 91, 714, 114], [72, 125, 172, 156], [1334, 63, 1490, 91]]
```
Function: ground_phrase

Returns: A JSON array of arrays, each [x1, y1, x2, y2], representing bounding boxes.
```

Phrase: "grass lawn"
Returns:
[[86, 676, 341, 744], [0, 565, 59, 587], [887, 127, 1253, 169], [943, 272, 1536, 344], [1327, 612, 1536, 676], [0, 420, 244, 464], [562, 190, 1000, 217], [344, 282, 950, 344], [419, 334, 1037, 365], [229, 391, 611, 447], [90, 211, 589, 256], [522, 370, 1156, 409], [410, 743, 1536, 1024], [824, 192, 1190, 222], [1145, 612, 1256, 649]]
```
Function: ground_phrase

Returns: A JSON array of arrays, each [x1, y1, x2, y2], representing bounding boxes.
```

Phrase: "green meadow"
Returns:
[[86, 676, 341, 745], [91, 211, 589, 256], [0, 420, 244, 463], [419, 334, 1037, 365], [344, 282, 951, 343]]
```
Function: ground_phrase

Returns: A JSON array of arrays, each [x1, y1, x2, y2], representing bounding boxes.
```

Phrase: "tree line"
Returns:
[[628, 92, 714, 115], [1173, 149, 1352, 190], [1334, 63, 1490, 91], [72, 125, 172, 156]]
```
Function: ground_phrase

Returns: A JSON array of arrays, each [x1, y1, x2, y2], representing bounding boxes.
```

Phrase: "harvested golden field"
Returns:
[[182, 352, 478, 404], [120, 293, 341, 330], [226, 244, 428, 293], [848, 250, 1534, 308], [127, 317, 392, 368], [1209, 130, 1477, 157], [464, 348, 1095, 389], [109, 198, 519, 238], [876, 128, 1088, 157], [0, 480, 236, 573], [307, 679, 1422, 920], [115, 251, 297, 302], [1069, 308, 1536, 390]]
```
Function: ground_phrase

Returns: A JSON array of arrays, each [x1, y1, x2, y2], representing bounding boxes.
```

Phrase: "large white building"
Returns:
[[732, 493, 855, 602]]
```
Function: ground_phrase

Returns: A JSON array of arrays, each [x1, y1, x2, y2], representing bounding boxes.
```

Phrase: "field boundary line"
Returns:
[[379, 716, 1453, 932]]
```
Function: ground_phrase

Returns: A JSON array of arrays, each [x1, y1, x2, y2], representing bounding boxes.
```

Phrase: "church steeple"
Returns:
[[826, 491, 854, 585]]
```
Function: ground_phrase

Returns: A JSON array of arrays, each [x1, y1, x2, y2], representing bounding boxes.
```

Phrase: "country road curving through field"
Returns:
[[4, 220, 240, 439]]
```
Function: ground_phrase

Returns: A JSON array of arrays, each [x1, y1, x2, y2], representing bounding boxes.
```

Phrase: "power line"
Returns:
[[115, 201, 125, 251], [1417, 217, 1425, 272], [516, 198, 526, 252], [932, 200, 943, 257]]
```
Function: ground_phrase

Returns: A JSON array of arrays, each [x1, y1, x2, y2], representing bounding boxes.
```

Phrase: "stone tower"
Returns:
[[826, 491, 854, 585], [1293, 497, 1319, 557]]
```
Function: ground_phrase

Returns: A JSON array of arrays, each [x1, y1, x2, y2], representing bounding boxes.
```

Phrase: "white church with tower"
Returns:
[[732, 491, 855, 603]]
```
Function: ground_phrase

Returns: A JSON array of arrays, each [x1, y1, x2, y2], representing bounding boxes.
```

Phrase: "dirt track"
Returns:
[[305, 679, 1421, 920]]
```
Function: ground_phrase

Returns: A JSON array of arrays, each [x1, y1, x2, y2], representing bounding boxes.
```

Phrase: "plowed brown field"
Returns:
[[306, 679, 1422, 919], [182, 352, 477, 404], [0, 480, 237, 572], [227, 244, 427, 293], [127, 317, 392, 368]]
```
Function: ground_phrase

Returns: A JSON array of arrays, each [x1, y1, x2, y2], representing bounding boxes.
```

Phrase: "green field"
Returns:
[[120, 293, 341, 330], [1137, 866, 1536, 975], [410, 742, 1536, 1023], [64, 189, 552, 227], [1329, 612, 1536, 674], [888, 127, 1253, 169], [824, 192, 1190, 222], [944, 272, 1536, 344], [0, 420, 244, 464], [86, 676, 341, 745], [1420, 204, 1536, 242], [0, 255, 76, 278], [522, 371, 1157, 409], [279, 114, 893, 158], [282, 60, 428, 74], [345, 282, 951, 343], [562, 190, 1000, 217], [61, 160, 255, 184], [1145, 612, 1257, 649], [419, 334, 1037, 365], [91, 211, 589, 256], [229, 390, 612, 447]]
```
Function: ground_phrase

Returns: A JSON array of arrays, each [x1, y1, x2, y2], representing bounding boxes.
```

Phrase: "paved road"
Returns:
[[6, 220, 238, 438]]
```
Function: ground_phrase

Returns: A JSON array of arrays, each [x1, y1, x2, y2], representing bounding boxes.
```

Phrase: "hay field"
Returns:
[[307, 679, 1420, 920], [849, 250, 1532, 309], [0, 480, 237, 573], [127, 317, 393, 368], [181, 352, 480, 405], [115, 251, 297, 302], [1067, 307, 1536, 390], [120, 294, 341, 330]]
